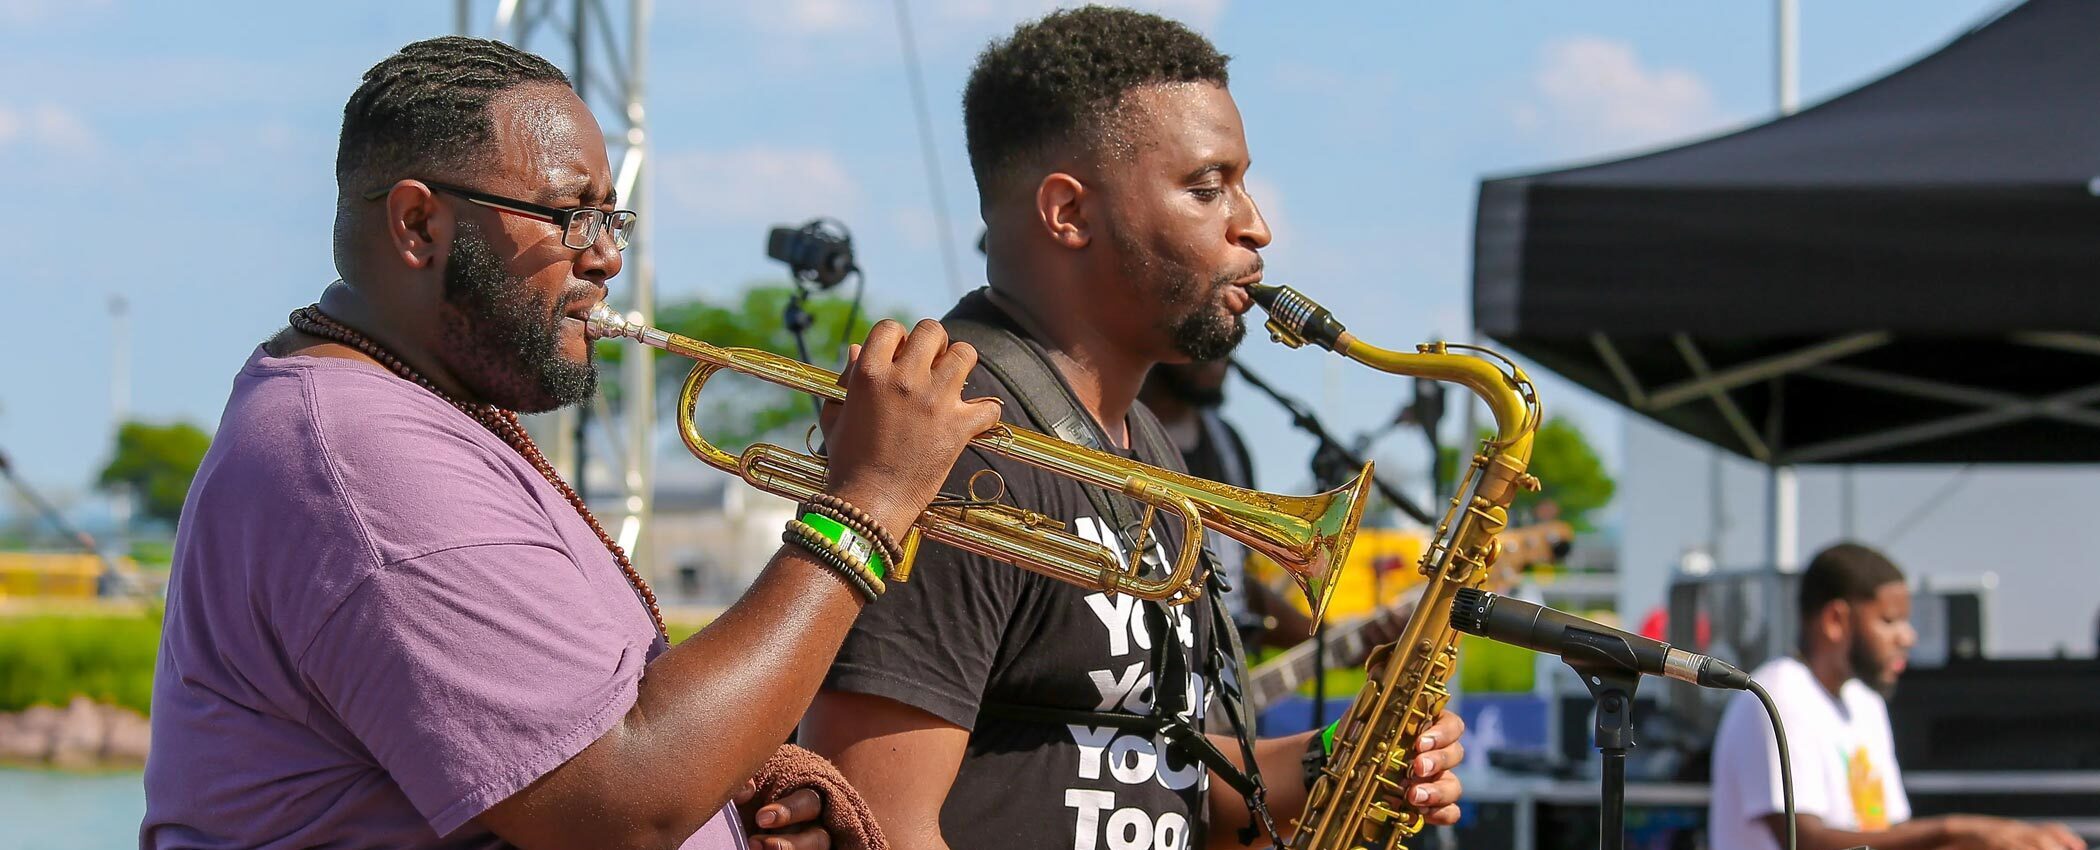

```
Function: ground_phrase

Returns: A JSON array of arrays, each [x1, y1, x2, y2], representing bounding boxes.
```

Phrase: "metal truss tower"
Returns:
[[457, 0, 658, 569]]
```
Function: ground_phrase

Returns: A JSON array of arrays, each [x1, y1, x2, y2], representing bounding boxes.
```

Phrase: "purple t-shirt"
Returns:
[[142, 347, 739, 849]]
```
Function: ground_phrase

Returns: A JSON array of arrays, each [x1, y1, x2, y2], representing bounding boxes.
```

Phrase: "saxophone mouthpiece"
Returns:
[[1247, 283, 1348, 352], [585, 303, 637, 342]]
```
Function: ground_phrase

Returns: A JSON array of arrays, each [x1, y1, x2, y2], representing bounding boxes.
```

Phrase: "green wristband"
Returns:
[[800, 512, 886, 579], [1320, 720, 1340, 755]]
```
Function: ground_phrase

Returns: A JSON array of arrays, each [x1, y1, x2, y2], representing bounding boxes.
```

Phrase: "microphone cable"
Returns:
[[1744, 678, 1798, 850]]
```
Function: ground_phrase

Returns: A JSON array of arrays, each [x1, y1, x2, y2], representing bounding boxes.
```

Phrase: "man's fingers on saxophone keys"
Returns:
[[1415, 710, 1464, 755], [1379, 771, 1463, 825], [1411, 740, 1465, 778]]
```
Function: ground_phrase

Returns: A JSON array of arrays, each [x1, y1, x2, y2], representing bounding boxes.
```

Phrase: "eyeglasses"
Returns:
[[362, 180, 637, 251]]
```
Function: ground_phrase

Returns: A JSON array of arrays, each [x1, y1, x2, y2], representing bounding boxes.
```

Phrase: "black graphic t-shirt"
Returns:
[[825, 293, 1216, 850]]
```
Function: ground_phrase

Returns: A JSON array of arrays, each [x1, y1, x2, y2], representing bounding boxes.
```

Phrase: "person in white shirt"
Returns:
[[1708, 543, 2085, 850]]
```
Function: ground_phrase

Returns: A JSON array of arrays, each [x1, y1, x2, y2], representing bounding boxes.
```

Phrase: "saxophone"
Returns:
[[1249, 285, 1541, 850]]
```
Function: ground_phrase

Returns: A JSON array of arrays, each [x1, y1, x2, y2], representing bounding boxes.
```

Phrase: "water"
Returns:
[[0, 768, 143, 849]]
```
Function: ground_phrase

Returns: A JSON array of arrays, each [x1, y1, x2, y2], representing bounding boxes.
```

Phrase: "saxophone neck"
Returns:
[[1335, 335, 1539, 452], [1248, 284, 1539, 447]]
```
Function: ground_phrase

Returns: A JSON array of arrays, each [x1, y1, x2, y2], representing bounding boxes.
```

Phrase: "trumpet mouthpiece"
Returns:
[[585, 303, 638, 341]]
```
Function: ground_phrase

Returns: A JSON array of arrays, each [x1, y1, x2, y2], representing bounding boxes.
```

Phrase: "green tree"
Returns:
[[596, 283, 892, 448], [1440, 415, 1615, 531], [97, 420, 212, 525]]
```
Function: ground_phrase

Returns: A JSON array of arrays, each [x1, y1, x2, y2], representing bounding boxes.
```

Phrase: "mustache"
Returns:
[[1215, 256, 1264, 287], [555, 282, 604, 314]]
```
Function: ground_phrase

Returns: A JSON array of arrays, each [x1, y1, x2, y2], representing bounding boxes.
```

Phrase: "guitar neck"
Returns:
[[1244, 613, 1387, 711]]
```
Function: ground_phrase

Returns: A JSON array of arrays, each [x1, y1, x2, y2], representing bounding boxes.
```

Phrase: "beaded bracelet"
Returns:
[[783, 521, 886, 603], [802, 492, 907, 569], [789, 519, 888, 595], [782, 526, 880, 603], [798, 511, 887, 579]]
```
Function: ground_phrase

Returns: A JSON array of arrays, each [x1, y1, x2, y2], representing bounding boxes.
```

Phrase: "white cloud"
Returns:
[[1518, 36, 1723, 153], [0, 0, 110, 26], [758, 0, 876, 33], [29, 104, 95, 148], [0, 103, 98, 152], [657, 146, 865, 227]]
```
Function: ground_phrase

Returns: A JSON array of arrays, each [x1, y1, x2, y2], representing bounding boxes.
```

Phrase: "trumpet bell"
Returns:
[[1219, 462, 1369, 626]]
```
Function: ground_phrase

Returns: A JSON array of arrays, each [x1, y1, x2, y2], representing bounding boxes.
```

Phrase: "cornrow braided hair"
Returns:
[[962, 5, 1229, 198], [336, 36, 570, 194]]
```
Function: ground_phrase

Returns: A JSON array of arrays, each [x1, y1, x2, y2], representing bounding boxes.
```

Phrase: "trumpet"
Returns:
[[587, 305, 1369, 618]]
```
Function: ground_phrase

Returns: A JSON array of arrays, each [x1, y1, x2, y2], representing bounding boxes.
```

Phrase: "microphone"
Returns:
[[1450, 587, 1752, 690]]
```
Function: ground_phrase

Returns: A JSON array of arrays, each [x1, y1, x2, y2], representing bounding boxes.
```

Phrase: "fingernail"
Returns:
[[1414, 786, 1432, 804], [757, 808, 780, 828], [1416, 755, 1434, 776], [1418, 733, 1437, 749]]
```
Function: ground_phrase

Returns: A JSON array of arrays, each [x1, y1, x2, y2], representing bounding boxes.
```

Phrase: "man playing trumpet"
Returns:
[[144, 36, 998, 850]]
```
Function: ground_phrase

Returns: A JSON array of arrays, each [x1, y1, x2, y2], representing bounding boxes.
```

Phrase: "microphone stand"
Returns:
[[1565, 656, 1640, 850], [782, 283, 824, 416], [1230, 360, 1436, 731], [1228, 360, 1434, 527]]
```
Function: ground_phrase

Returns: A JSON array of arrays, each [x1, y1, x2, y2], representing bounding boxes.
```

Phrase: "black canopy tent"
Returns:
[[1473, 0, 2100, 466]]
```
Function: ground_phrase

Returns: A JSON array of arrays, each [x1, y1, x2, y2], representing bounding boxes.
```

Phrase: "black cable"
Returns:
[[783, 286, 822, 415], [838, 267, 868, 356], [1228, 359, 1436, 524], [1746, 679, 1798, 850]]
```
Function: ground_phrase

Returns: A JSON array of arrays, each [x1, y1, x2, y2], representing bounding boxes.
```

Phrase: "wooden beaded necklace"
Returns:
[[288, 304, 666, 638]]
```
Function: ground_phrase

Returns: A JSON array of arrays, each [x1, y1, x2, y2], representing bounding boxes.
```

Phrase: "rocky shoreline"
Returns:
[[0, 697, 150, 770]]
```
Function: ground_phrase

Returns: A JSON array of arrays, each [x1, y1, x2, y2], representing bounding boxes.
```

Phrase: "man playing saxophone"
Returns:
[[800, 9, 1466, 849], [143, 36, 1000, 849]]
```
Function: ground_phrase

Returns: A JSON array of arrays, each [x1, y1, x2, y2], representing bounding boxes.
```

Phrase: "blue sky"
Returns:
[[0, 0, 2010, 520]]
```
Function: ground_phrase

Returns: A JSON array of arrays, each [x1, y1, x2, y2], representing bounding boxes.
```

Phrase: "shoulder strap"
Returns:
[[943, 316, 1110, 454], [947, 304, 1278, 844]]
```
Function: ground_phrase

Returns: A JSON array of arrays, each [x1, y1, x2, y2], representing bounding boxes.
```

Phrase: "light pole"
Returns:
[[109, 294, 132, 546]]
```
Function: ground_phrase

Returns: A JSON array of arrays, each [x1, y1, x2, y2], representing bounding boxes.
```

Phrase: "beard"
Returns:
[[1849, 637, 1898, 699], [1164, 276, 1246, 363], [1114, 231, 1250, 362], [436, 220, 597, 413]]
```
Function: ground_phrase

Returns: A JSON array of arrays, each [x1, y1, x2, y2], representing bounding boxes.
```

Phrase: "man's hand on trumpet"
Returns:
[[818, 318, 1005, 543]]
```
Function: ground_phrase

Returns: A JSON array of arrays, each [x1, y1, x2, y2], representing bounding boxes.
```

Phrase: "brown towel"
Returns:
[[748, 744, 890, 850]]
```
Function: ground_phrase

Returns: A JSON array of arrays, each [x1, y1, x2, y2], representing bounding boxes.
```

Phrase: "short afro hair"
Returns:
[[962, 5, 1229, 200], [1798, 542, 1906, 624], [336, 36, 570, 196]]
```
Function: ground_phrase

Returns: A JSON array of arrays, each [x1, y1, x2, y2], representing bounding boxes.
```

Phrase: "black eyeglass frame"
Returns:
[[360, 180, 636, 251]]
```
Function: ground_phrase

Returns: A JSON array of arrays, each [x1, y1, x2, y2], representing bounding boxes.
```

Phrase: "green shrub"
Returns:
[[1457, 633, 1538, 693], [0, 613, 162, 714]]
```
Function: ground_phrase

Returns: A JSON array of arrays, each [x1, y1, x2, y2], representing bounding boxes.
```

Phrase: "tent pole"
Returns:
[[1777, 0, 1799, 115], [1768, 464, 1799, 571]]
